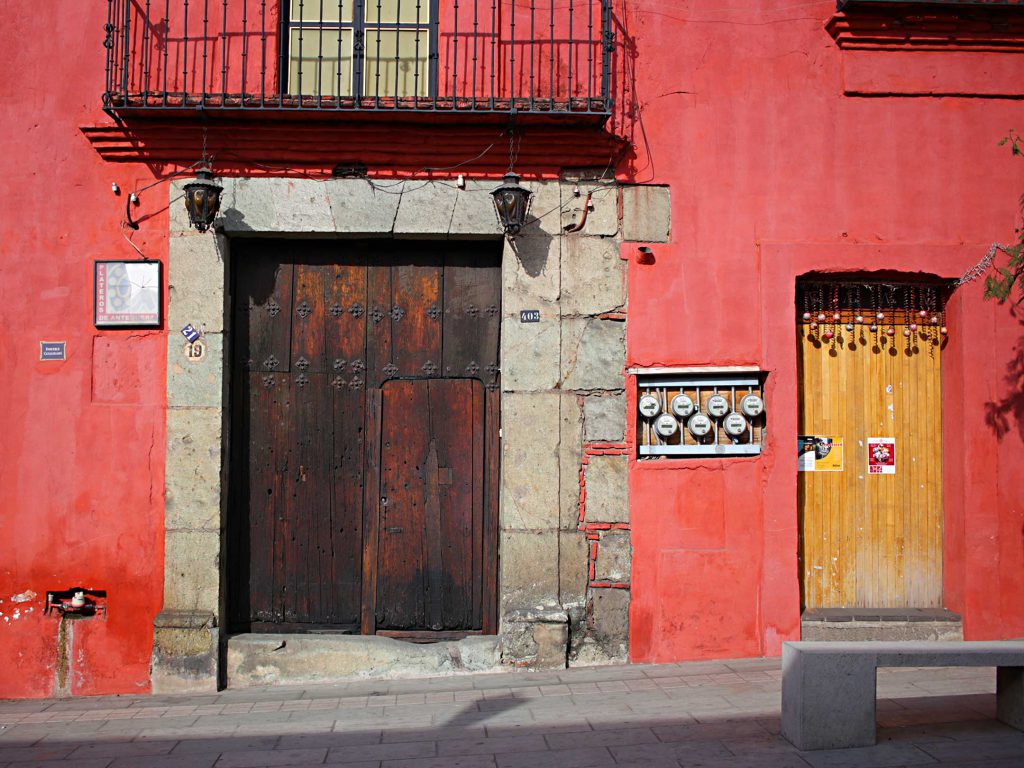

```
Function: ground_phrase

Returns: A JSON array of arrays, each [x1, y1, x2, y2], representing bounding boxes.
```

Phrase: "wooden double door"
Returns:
[[228, 240, 500, 636]]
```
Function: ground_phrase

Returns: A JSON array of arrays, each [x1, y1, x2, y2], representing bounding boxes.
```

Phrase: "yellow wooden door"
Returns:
[[797, 292, 943, 610]]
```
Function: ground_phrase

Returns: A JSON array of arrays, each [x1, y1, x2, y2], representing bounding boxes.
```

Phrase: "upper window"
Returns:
[[287, 0, 434, 99]]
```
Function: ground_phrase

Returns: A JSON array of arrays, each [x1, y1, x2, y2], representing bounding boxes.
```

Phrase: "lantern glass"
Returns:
[[490, 172, 531, 236], [182, 167, 223, 233]]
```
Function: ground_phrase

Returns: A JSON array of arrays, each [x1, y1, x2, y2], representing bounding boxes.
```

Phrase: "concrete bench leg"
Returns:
[[781, 647, 878, 750], [997, 666, 1024, 731]]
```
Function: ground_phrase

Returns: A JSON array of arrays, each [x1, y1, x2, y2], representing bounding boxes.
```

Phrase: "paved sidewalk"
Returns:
[[0, 657, 1021, 768]]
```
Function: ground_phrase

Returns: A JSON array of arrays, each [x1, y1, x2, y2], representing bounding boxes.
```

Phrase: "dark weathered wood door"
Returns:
[[229, 240, 500, 635], [375, 379, 485, 631]]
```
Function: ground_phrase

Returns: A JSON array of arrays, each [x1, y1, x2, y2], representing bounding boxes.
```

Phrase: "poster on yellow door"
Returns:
[[797, 436, 844, 472], [867, 437, 896, 474]]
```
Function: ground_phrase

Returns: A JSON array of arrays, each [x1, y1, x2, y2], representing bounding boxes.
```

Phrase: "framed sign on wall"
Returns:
[[94, 260, 162, 328]]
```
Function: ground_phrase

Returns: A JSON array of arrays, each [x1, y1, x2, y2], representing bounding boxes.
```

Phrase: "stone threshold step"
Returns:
[[226, 632, 503, 689], [802, 608, 962, 623]]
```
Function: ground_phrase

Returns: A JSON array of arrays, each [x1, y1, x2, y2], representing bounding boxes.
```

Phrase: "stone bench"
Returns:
[[781, 640, 1024, 751]]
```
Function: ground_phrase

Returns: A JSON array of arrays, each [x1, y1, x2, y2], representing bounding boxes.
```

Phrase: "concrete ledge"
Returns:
[[781, 640, 1024, 751], [226, 634, 502, 688]]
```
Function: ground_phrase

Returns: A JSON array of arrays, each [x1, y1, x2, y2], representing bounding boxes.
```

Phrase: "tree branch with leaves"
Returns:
[[985, 130, 1024, 304]]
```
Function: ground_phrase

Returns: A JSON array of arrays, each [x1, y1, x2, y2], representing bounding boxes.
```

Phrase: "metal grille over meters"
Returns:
[[635, 370, 766, 457]]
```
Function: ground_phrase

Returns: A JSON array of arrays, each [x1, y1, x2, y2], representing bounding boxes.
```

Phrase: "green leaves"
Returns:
[[984, 133, 1024, 304]]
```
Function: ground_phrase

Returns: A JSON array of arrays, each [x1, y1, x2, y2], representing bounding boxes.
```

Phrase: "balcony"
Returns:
[[103, 0, 615, 121]]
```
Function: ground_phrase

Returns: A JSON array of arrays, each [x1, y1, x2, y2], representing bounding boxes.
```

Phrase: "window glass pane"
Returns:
[[365, 0, 431, 25], [363, 28, 430, 97], [290, 0, 355, 24], [289, 28, 354, 97]]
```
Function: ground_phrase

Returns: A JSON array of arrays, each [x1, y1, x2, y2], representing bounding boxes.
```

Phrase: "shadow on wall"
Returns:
[[984, 307, 1024, 441]]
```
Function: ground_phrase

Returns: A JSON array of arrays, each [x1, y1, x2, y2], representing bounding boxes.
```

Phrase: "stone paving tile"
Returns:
[[914, 737, 1024, 762], [653, 720, 773, 743], [800, 742, 941, 768], [436, 734, 547, 756], [705, 756, 814, 768], [279, 731, 383, 748], [214, 748, 329, 767], [3, 760, 114, 768], [876, 719, 1021, 744], [609, 738, 734, 765], [495, 746, 615, 768], [381, 757, 495, 768], [544, 726, 658, 750], [380, 726, 482, 743], [67, 740, 177, 760], [108, 754, 219, 768], [325, 741, 436, 763], [0, 745, 76, 762], [171, 737, 280, 753], [483, 721, 591, 738]]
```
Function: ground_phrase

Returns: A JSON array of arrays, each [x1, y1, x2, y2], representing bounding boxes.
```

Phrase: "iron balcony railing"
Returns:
[[103, 0, 614, 116], [837, 0, 1024, 8]]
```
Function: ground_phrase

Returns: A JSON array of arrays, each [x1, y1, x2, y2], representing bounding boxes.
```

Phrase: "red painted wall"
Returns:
[[623, 2, 1024, 662], [2, 1, 1022, 696], [0, 8, 168, 697]]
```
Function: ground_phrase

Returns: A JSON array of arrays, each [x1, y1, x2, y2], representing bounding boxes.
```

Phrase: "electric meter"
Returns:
[[740, 394, 764, 418], [638, 394, 661, 418], [687, 412, 712, 438], [653, 413, 679, 438], [706, 394, 730, 418], [670, 393, 695, 418], [722, 412, 748, 437]]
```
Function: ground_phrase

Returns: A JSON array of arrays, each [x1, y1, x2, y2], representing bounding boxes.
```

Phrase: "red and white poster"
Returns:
[[867, 437, 896, 475]]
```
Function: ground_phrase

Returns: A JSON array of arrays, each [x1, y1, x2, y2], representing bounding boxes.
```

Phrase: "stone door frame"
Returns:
[[154, 174, 646, 692]]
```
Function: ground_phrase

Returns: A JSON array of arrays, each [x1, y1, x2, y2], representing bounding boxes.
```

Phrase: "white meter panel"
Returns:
[[635, 371, 766, 458]]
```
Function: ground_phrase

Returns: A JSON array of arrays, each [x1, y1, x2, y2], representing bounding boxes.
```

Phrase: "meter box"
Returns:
[[634, 367, 766, 458]]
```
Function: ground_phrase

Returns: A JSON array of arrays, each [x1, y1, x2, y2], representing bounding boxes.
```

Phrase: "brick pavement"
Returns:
[[0, 657, 1021, 767]]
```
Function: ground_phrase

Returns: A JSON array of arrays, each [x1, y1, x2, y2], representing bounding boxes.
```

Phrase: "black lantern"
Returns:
[[182, 165, 223, 233], [490, 172, 532, 236]]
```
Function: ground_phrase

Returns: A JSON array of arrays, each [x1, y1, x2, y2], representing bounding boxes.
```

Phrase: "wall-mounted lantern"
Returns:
[[491, 172, 532, 237], [182, 166, 223, 232]]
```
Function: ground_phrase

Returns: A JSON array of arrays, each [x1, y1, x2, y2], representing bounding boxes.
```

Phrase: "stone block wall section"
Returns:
[[156, 175, 669, 690]]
